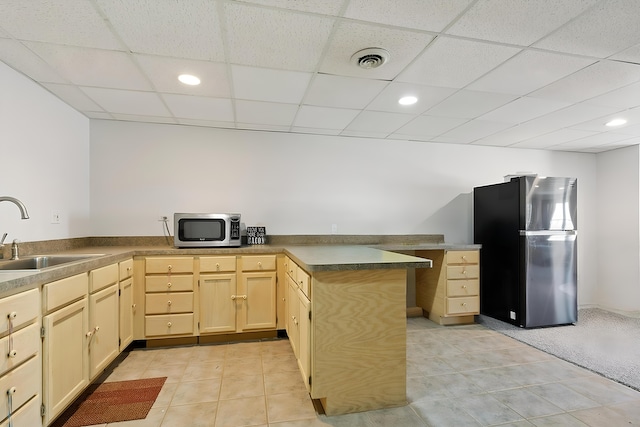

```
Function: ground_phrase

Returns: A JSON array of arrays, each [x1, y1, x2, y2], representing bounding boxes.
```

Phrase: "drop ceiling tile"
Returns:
[[534, 0, 640, 58], [96, 0, 224, 61], [479, 97, 570, 124], [135, 55, 231, 98], [293, 105, 359, 129], [467, 50, 595, 95], [80, 87, 171, 117], [224, 2, 334, 71], [0, 39, 66, 83], [393, 115, 468, 139], [291, 127, 341, 136], [344, 0, 473, 32], [0, 0, 123, 49], [471, 122, 547, 147], [510, 129, 598, 149], [366, 83, 456, 114], [340, 129, 392, 139], [396, 36, 520, 88], [585, 81, 640, 110], [237, 123, 291, 132], [445, 0, 599, 46], [436, 119, 514, 144], [26, 42, 152, 90], [319, 20, 435, 80], [303, 74, 388, 109], [530, 60, 640, 103], [162, 94, 234, 122], [524, 102, 621, 131], [42, 83, 103, 112], [231, 65, 312, 104], [235, 100, 298, 126], [426, 90, 517, 119], [551, 132, 635, 150], [344, 111, 415, 134], [233, 0, 345, 15], [571, 106, 640, 132], [610, 43, 640, 63]]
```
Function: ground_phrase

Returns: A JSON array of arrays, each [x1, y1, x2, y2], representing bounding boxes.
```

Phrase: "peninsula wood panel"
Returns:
[[311, 268, 407, 416]]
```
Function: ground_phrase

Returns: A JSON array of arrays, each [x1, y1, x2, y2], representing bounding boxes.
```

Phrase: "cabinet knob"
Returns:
[[167, 282, 172, 288], [132, 303, 137, 309], [95, 326, 100, 332], [167, 322, 172, 327], [86, 330, 93, 337], [8, 311, 17, 320], [258, 262, 262, 268], [216, 263, 220, 270], [462, 270, 467, 275], [8, 349, 17, 358], [168, 265, 172, 270], [7, 386, 16, 396], [461, 303, 467, 307], [167, 300, 172, 306], [462, 285, 467, 289]]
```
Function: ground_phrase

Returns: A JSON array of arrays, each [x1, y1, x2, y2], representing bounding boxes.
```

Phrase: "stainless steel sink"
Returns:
[[0, 254, 105, 271]]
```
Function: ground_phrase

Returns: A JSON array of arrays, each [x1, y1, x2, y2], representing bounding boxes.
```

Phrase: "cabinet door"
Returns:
[[119, 277, 134, 351], [298, 289, 311, 391], [238, 272, 276, 331], [287, 277, 299, 357], [89, 284, 120, 379], [200, 273, 237, 334], [43, 298, 89, 425]]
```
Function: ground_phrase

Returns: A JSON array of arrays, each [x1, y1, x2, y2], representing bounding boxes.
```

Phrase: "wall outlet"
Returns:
[[51, 210, 61, 224], [158, 215, 168, 222]]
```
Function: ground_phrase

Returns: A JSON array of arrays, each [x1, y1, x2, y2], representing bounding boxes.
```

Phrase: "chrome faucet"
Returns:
[[1, 196, 30, 259]]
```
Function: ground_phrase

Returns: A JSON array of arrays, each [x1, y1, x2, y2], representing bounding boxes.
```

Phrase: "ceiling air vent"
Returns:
[[351, 48, 390, 69]]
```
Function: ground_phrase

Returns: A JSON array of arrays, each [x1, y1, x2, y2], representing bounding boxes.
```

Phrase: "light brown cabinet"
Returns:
[[0, 288, 41, 427], [284, 257, 310, 390], [199, 256, 237, 334], [42, 273, 89, 426], [144, 257, 195, 337], [415, 249, 480, 325], [88, 264, 120, 380], [119, 258, 134, 351]]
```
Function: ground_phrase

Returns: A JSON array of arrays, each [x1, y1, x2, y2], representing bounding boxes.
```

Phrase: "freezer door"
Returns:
[[523, 176, 577, 231], [522, 231, 577, 327]]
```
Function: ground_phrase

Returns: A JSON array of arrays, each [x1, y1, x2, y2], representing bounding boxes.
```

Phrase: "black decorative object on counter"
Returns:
[[246, 227, 266, 245]]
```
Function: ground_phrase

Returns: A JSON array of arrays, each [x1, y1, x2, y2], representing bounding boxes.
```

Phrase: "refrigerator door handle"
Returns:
[[519, 230, 577, 236]]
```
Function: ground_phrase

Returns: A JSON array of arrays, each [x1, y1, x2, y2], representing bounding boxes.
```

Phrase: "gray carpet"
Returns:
[[479, 308, 640, 392]]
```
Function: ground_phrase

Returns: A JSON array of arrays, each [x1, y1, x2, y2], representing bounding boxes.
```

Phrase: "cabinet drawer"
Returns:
[[446, 265, 479, 280], [146, 257, 194, 274], [242, 255, 276, 271], [145, 314, 194, 336], [0, 393, 41, 427], [43, 273, 88, 313], [446, 279, 479, 297], [296, 268, 310, 298], [446, 296, 479, 315], [89, 263, 119, 293], [200, 256, 236, 273], [0, 355, 40, 421], [119, 258, 134, 280], [0, 288, 39, 333], [446, 250, 479, 265], [145, 275, 194, 292], [145, 292, 193, 314], [0, 322, 39, 376]]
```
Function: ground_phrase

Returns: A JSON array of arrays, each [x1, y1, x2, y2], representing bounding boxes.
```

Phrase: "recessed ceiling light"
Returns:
[[178, 74, 201, 86], [605, 118, 627, 127], [398, 96, 418, 106]]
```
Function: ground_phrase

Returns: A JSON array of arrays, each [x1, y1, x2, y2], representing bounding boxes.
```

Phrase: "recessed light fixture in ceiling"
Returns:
[[351, 47, 390, 70], [398, 96, 418, 106], [605, 118, 627, 127], [178, 74, 201, 86]]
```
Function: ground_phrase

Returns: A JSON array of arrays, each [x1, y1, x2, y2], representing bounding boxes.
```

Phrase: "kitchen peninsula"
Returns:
[[0, 237, 436, 423]]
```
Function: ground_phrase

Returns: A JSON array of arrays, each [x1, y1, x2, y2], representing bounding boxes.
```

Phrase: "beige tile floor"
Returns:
[[61, 317, 640, 426]]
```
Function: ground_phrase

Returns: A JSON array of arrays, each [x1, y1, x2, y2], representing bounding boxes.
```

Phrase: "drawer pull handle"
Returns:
[[167, 300, 172, 306], [8, 349, 17, 358], [167, 322, 172, 327], [231, 295, 247, 300]]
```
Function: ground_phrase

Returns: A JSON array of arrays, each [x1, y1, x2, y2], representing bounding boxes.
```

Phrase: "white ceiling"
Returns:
[[2, 0, 640, 153]]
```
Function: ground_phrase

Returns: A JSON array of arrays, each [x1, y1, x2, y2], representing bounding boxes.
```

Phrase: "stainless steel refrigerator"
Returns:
[[474, 176, 577, 328]]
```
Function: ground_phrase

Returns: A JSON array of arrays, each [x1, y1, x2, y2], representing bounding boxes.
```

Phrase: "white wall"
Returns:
[[90, 120, 598, 307], [0, 62, 90, 242], [596, 145, 640, 315]]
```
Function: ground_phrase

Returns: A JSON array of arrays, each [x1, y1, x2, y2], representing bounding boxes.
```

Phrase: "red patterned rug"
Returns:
[[55, 377, 167, 427]]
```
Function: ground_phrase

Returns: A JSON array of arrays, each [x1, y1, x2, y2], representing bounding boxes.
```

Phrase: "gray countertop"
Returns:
[[0, 241, 479, 297]]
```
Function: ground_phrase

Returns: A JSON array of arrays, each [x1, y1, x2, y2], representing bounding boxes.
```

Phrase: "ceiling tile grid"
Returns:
[[2, 0, 640, 153]]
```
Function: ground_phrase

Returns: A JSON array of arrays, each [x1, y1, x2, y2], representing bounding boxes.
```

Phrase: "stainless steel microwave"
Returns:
[[174, 213, 241, 248]]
